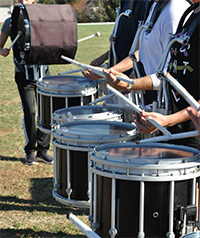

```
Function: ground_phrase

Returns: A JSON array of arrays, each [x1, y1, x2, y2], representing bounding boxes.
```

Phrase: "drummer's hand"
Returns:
[[133, 110, 167, 134], [82, 68, 103, 80], [187, 107, 200, 134], [103, 68, 129, 91], [1, 48, 10, 57]]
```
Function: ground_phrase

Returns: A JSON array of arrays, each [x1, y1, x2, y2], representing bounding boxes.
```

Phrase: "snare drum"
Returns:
[[90, 143, 200, 238], [52, 105, 125, 128], [37, 75, 97, 134], [52, 121, 137, 208]]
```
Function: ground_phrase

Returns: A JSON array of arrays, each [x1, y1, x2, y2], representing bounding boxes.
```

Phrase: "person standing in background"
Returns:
[[0, 0, 53, 165]]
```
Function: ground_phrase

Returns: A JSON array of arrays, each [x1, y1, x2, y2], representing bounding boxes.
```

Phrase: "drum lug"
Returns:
[[25, 43, 30, 51], [91, 222, 100, 231], [166, 231, 175, 238], [87, 190, 90, 198], [54, 124, 60, 130], [66, 187, 72, 196], [54, 183, 60, 190], [90, 151, 95, 156], [109, 228, 118, 237], [88, 215, 93, 223]]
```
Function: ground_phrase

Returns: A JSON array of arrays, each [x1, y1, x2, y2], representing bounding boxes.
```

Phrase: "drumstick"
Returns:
[[88, 93, 115, 105], [77, 32, 100, 43], [58, 68, 83, 75], [61, 55, 134, 85], [163, 73, 200, 112], [139, 130, 200, 143], [8, 31, 23, 50], [107, 85, 171, 136]]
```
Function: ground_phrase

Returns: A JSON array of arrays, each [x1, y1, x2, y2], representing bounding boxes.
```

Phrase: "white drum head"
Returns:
[[52, 121, 137, 147], [37, 75, 97, 95], [90, 142, 200, 181], [52, 105, 123, 123]]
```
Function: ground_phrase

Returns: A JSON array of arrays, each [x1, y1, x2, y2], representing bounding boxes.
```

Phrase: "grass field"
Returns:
[[0, 23, 113, 238]]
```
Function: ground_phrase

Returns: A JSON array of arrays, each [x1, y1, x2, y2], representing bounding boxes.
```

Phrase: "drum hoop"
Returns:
[[53, 113, 122, 123], [53, 134, 135, 146], [89, 166, 200, 182], [11, 4, 31, 64], [54, 120, 136, 130], [53, 111, 121, 120], [36, 78, 97, 94], [52, 121, 137, 147], [36, 86, 97, 96], [52, 105, 123, 119], [37, 123, 51, 134], [93, 142, 200, 155], [90, 154, 200, 170], [52, 189, 90, 208], [53, 140, 93, 152], [54, 105, 124, 112]]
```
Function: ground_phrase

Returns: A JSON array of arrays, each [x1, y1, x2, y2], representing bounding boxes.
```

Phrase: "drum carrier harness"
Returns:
[[128, 0, 170, 107], [165, 2, 200, 115], [159, 2, 199, 235], [108, 0, 138, 68]]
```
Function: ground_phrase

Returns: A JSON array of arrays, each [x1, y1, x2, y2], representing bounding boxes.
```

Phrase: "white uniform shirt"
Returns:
[[139, 0, 191, 90]]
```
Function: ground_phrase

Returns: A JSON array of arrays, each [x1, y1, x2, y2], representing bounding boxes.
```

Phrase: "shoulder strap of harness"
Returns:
[[143, 0, 154, 22], [120, 0, 125, 10], [176, 2, 200, 38], [146, 0, 170, 33], [128, 0, 135, 11], [120, 0, 136, 11], [119, 0, 135, 18]]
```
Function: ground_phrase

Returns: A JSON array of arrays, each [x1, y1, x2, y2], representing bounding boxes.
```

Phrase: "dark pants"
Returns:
[[15, 71, 51, 154]]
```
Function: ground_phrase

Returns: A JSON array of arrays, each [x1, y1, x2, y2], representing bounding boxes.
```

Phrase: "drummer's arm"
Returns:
[[104, 68, 154, 91], [111, 55, 133, 73], [110, 48, 139, 73], [0, 31, 10, 57], [187, 100, 200, 133], [136, 106, 199, 134], [164, 106, 198, 127]]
